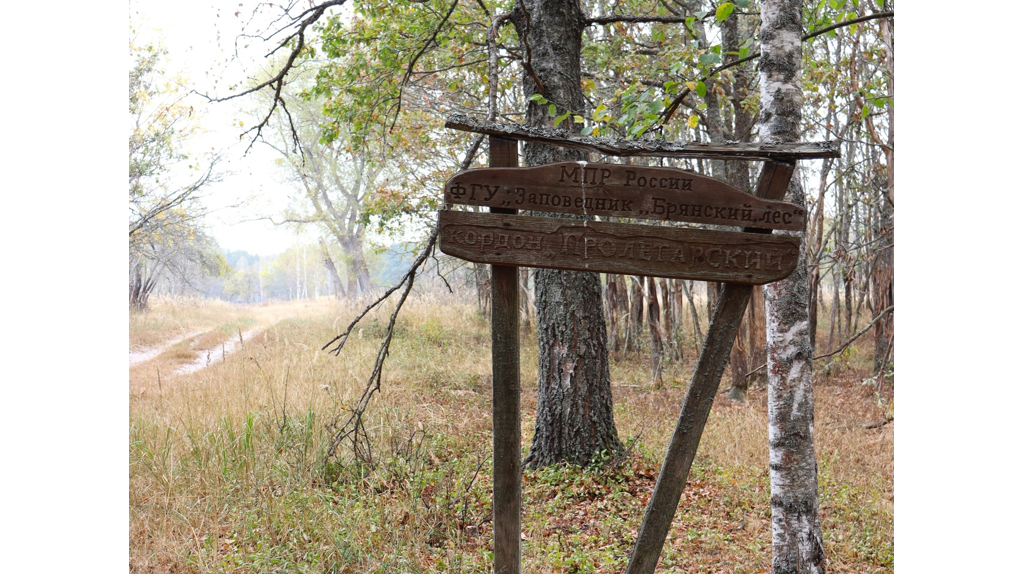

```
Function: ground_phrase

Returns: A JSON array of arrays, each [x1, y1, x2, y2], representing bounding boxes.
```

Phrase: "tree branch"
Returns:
[[394, 0, 462, 133], [445, 113, 839, 159], [586, 14, 691, 25], [744, 304, 894, 378], [660, 11, 895, 127], [321, 135, 485, 464], [197, 0, 350, 150]]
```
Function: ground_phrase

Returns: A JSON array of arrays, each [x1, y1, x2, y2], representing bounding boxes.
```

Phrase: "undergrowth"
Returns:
[[129, 295, 893, 573]]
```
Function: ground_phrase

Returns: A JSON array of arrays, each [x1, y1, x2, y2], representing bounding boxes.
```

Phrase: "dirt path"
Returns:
[[128, 330, 205, 368], [174, 328, 262, 375]]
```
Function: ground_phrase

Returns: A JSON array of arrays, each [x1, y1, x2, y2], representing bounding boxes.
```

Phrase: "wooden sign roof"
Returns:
[[444, 162, 805, 231], [438, 210, 799, 285]]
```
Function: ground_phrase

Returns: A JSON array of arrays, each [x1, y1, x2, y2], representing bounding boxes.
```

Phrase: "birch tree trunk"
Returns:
[[512, 0, 622, 468], [760, 0, 826, 571]]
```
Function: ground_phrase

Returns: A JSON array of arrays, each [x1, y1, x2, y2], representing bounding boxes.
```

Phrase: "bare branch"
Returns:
[[585, 14, 691, 25], [321, 135, 485, 463], [744, 305, 894, 378], [196, 0, 351, 150]]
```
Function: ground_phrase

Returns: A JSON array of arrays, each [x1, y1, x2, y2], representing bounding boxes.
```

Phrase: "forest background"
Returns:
[[1, 0, 1020, 570]]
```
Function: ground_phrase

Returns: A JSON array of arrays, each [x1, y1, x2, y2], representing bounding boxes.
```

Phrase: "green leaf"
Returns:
[[687, 114, 699, 129], [698, 52, 721, 66], [553, 110, 571, 127], [528, 93, 548, 104], [736, 0, 750, 7], [715, 3, 734, 22], [710, 44, 722, 55], [548, 104, 557, 117], [739, 46, 750, 59], [685, 16, 696, 34], [695, 80, 707, 97], [664, 80, 679, 94]]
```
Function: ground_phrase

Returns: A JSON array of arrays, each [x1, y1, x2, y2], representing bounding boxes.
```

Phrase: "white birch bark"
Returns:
[[759, 0, 826, 572]]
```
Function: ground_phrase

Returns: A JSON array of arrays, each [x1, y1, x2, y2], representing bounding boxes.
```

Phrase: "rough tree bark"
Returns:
[[760, 0, 826, 572], [870, 13, 894, 373], [512, 0, 622, 468]]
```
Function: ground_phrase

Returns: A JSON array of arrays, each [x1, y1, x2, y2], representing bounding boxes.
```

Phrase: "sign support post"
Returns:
[[623, 160, 794, 574], [438, 115, 838, 573], [488, 136, 521, 574]]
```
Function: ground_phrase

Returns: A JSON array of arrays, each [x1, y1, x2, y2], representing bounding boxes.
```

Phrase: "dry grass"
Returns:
[[129, 294, 893, 573]]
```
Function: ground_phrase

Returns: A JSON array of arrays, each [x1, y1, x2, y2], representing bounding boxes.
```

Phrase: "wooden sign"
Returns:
[[438, 210, 800, 285], [444, 162, 806, 231]]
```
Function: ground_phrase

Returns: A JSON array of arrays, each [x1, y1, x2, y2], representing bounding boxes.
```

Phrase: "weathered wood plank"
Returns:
[[446, 114, 840, 160], [438, 210, 800, 285], [488, 137, 521, 574], [444, 162, 805, 231], [623, 160, 795, 574]]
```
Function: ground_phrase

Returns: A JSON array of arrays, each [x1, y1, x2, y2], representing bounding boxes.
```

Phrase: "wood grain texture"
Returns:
[[488, 136, 521, 574], [444, 162, 806, 231], [446, 114, 840, 160], [438, 210, 800, 285]]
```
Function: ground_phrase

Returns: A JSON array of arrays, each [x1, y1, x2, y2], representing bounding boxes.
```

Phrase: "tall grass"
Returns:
[[129, 295, 892, 573]]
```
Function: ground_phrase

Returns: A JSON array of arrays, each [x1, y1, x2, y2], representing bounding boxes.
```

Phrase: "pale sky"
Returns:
[[129, 0, 319, 255]]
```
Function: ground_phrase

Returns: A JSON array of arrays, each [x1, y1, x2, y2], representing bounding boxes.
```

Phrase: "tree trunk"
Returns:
[[760, 0, 825, 572], [871, 206, 893, 373], [627, 276, 644, 353], [520, 267, 533, 331], [513, 0, 621, 468], [129, 260, 158, 311], [606, 274, 625, 357], [748, 284, 767, 385], [727, 312, 750, 402], [319, 238, 344, 300], [475, 263, 491, 318], [660, 278, 681, 362], [681, 279, 704, 354], [872, 13, 895, 374], [647, 276, 664, 387]]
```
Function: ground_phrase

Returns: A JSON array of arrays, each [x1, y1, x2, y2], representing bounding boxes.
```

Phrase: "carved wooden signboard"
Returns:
[[439, 161, 805, 284], [444, 162, 806, 231], [434, 125, 835, 574], [439, 210, 799, 285]]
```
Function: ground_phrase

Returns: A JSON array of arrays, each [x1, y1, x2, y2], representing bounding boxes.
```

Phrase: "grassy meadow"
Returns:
[[129, 294, 893, 573]]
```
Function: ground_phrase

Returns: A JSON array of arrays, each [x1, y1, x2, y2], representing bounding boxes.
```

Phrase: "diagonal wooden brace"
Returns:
[[623, 161, 795, 574]]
